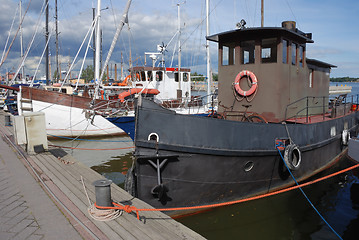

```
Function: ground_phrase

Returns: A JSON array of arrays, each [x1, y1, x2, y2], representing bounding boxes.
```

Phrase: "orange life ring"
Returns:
[[234, 70, 258, 97]]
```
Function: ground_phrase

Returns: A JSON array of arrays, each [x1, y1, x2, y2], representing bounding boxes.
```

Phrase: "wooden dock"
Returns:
[[0, 110, 205, 240]]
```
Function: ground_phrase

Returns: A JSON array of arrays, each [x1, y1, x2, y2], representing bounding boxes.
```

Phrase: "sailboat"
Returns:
[[13, 0, 133, 138]]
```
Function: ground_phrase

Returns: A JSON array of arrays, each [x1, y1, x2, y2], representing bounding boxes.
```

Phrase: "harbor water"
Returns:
[[51, 82, 359, 239]]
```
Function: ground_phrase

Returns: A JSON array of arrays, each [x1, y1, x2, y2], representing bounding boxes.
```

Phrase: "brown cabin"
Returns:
[[207, 21, 336, 122]]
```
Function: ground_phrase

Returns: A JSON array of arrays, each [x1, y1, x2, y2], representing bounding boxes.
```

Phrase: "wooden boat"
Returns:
[[125, 21, 359, 217]]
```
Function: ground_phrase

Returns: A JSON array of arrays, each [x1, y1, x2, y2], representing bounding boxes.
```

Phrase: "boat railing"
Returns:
[[284, 94, 359, 123]]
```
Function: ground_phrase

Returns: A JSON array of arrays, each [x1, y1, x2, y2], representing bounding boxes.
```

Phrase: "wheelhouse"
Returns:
[[207, 21, 336, 122], [130, 66, 191, 100]]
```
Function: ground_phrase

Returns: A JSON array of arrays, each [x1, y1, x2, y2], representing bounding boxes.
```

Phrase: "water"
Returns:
[[51, 83, 359, 239]]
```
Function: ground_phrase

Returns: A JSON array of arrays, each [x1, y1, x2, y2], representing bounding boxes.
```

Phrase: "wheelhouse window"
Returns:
[[140, 71, 146, 81], [222, 44, 235, 66], [183, 73, 189, 82], [291, 43, 297, 65], [175, 72, 179, 82], [241, 40, 255, 64], [147, 71, 153, 81], [282, 39, 288, 64], [156, 71, 163, 81], [299, 45, 304, 67], [261, 38, 277, 63]]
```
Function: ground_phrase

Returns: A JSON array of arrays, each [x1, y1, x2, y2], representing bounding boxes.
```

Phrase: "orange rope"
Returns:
[[48, 144, 134, 151], [94, 163, 359, 220]]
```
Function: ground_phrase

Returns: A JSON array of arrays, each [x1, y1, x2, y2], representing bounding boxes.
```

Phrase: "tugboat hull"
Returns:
[[128, 99, 359, 217]]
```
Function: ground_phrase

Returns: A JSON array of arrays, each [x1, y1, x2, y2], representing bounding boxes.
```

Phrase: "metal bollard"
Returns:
[[5, 115, 12, 126], [93, 179, 113, 207]]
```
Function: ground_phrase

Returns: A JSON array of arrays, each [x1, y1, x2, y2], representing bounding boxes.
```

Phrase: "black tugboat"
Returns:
[[125, 21, 359, 217]]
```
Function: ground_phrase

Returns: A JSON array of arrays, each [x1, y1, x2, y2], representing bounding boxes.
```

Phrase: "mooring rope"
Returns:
[[93, 155, 359, 237], [275, 142, 343, 240]]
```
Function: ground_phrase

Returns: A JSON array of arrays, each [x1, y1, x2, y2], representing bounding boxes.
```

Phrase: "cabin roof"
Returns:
[[207, 27, 314, 44], [306, 58, 337, 69]]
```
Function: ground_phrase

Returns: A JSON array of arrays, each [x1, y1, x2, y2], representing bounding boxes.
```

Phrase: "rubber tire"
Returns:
[[283, 144, 302, 170]]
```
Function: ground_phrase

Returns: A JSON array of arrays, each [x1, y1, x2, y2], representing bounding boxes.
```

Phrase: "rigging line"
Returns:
[[276, 143, 343, 240], [1, 4, 19, 64], [10, 0, 49, 85], [284, 0, 299, 28], [31, 33, 52, 85], [179, 0, 224, 53], [0, 0, 32, 69], [61, 16, 98, 89], [75, 18, 97, 91]]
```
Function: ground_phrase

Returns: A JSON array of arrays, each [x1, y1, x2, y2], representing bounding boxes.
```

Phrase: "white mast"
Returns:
[[95, 0, 101, 85], [19, 0, 25, 82], [206, 0, 211, 102], [177, 2, 184, 92]]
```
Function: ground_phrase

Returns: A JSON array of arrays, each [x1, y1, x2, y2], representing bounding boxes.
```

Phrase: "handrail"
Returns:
[[284, 94, 359, 123]]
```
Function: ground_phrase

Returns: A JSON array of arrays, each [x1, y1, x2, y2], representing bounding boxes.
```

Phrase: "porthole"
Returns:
[[244, 161, 254, 172]]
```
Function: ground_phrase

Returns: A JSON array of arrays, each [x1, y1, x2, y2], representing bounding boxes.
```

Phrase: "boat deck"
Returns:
[[0, 110, 204, 240], [286, 110, 355, 124]]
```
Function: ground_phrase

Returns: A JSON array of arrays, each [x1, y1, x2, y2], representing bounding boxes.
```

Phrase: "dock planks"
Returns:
[[0, 110, 205, 240]]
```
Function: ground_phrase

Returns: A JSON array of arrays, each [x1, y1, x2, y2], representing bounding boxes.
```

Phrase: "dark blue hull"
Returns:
[[107, 116, 135, 140]]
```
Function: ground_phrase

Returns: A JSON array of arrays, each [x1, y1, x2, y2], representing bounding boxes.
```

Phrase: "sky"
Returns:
[[0, 0, 358, 80]]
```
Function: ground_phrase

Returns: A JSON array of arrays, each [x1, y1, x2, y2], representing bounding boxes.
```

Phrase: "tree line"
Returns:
[[330, 77, 359, 82]]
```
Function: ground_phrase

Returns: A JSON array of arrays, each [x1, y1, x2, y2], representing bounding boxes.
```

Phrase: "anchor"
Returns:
[[137, 154, 178, 201]]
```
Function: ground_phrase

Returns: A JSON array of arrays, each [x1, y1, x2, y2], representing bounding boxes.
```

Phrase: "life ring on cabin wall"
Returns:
[[283, 144, 302, 170], [234, 70, 258, 97]]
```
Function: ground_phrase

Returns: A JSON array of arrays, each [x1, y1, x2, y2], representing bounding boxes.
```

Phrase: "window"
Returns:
[[261, 38, 277, 63], [309, 69, 314, 88], [175, 72, 179, 82], [140, 71, 146, 81], [147, 71, 153, 81], [183, 73, 189, 82], [282, 39, 288, 64], [241, 40, 255, 64], [291, 43, 297, 65], [156, 71, 163, 81], [299, 46, 304, 67], [222, 44, 235, 66]]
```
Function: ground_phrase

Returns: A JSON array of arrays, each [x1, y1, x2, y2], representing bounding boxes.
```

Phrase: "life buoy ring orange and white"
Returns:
[[234, 70, 258, 97]]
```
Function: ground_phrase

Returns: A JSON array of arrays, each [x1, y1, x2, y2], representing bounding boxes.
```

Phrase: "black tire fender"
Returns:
[[283, 144, 302, 170]]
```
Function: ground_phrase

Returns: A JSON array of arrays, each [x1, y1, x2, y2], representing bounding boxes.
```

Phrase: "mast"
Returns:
[[93, 8, 96, 78], [45, 0, 49, 85], [95, 0, 101, 85], [177, 2, 182, 91], [19, 0, 25, 82], [261, 0, 264, 27], [55, 0, 59, 82], [206, 0, 211, 102]]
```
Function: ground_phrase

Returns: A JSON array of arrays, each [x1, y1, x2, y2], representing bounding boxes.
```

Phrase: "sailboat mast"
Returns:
[[45, 0, 49, 85], [19, 0, 25, 82], [206, 0, 211, 101], [55, 0, 59, 82], [261, 0, 264, 27], [177, 3, 182, 91], [95, 0, 101, 84]]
